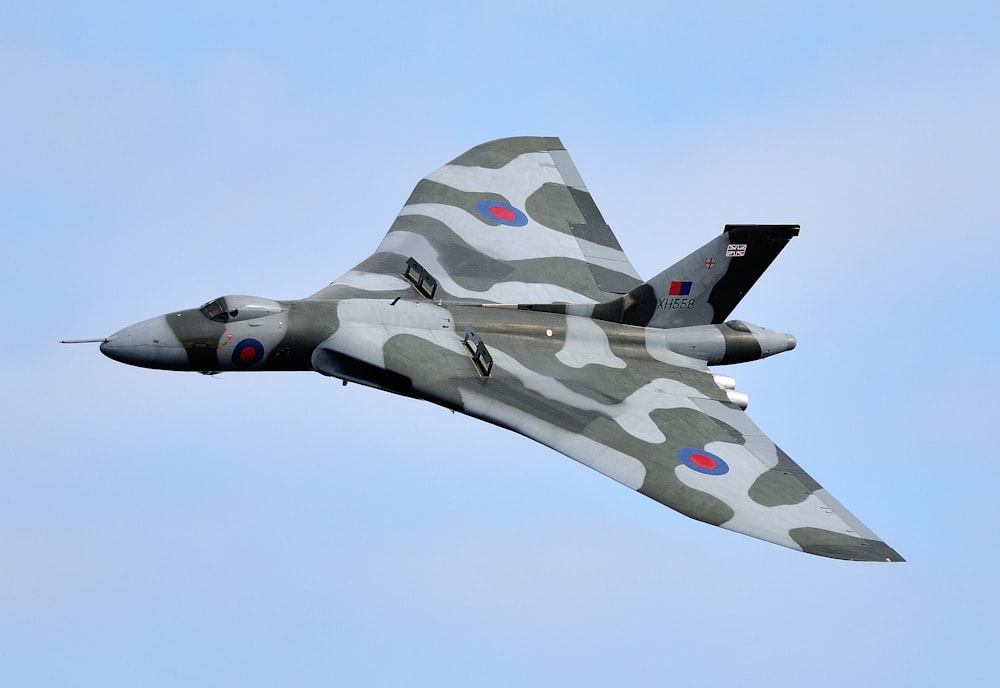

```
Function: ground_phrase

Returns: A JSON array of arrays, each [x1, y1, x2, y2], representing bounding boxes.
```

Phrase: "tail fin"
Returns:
[[593, 225, 799, 328]]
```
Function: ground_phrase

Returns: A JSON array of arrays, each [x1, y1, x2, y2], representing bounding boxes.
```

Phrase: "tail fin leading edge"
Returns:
[[606, 225, 799, 329]]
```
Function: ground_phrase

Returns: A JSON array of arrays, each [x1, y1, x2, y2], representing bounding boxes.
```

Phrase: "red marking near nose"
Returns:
[[689, 453, 717, 470], [489, 206, 517, 222]]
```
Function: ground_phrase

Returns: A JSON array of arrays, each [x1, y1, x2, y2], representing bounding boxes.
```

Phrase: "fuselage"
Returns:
[[100, 294, 797, 386]]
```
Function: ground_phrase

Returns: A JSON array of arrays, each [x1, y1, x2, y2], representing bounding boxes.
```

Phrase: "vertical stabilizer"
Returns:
[[598, 225, 799, 328]]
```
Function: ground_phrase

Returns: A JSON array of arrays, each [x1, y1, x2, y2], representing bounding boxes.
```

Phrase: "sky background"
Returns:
[[3, 2, 998, 685]]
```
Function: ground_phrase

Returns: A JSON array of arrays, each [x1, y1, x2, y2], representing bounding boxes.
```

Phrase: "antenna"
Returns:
[[59, 338, 108, 344]]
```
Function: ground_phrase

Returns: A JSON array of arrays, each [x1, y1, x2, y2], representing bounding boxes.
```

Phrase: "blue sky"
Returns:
[[3, 2, 998, 686]]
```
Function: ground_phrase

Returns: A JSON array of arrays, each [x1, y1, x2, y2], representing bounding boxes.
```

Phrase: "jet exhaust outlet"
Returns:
[[725, 389, 750, 410], [712, 374, 737, 390]]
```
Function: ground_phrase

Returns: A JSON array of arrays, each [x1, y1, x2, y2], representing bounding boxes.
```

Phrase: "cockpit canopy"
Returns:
[[199, 295, 284, 323]]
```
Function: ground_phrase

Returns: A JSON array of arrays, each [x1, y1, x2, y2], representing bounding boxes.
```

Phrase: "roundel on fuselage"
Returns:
[[232, 338, 265, 366]]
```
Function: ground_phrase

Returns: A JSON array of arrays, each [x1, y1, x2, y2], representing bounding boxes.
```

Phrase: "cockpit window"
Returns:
[[200, 298, 230, 322], [199, 295, 283, 323]]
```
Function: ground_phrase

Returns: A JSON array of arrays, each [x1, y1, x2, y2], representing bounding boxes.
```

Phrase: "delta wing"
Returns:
[[312, 303, 903, 562], [311, 137, 643, 304]]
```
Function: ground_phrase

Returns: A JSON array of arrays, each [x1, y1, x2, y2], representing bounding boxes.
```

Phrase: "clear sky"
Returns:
[[3, 2, 998, 686]]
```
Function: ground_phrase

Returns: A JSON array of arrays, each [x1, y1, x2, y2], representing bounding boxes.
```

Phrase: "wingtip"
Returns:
[[791, 527, 905, 562], [814, 542, 906, 563]]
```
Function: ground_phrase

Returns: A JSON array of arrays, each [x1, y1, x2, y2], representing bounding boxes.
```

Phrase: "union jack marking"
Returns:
[[726, 244, 747, 257]]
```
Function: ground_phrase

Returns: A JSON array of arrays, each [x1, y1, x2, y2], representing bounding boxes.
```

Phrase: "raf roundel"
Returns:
[[677, 447, 730, 476], [475, 200, 529, 227], [232, 338, 265, 367]]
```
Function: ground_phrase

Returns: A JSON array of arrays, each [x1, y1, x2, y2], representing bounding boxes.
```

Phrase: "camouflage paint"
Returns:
[[98, 137, 903, 562]]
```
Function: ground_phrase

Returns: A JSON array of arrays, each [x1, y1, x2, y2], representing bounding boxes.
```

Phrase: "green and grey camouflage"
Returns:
[[91, 137, 903, 562]]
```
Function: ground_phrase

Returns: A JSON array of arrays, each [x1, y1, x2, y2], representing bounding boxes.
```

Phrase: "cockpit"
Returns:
[[199, 295, 284, 323]]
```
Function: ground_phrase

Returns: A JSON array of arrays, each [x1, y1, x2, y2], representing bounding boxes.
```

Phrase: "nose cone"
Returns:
[[100, 315, 191, 370]]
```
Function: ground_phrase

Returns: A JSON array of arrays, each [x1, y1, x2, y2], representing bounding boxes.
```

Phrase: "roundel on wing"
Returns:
[[232, 338, 265, 367], [475, 200, 529, 227], [677, 447, 730, 476]]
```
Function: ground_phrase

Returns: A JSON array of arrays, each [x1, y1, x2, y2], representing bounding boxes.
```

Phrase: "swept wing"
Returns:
[[310, 136, 643, 304]]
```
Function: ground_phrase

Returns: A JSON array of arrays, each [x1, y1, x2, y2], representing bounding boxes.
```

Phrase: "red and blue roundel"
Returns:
[[232, 338, 265, 367], [677, 447, 730, 476], [475, 200, 528, 227]]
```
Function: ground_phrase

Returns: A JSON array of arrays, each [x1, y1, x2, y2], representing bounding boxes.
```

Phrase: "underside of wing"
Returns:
[[311, 137, 644, 304], [470, 346, 903, 562], [634, 396, 905, 562], [471, 335, 904, 561], [313, 303, 902, 562]]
